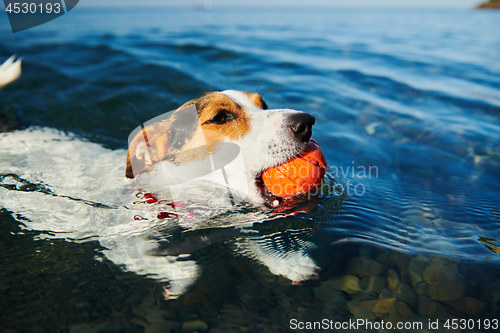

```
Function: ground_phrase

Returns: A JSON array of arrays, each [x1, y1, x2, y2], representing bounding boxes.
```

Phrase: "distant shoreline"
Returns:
[[476, 0, 500, 9]]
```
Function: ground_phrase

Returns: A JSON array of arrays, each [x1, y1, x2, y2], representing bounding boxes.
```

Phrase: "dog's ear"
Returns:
[[125, 129, 156, 178], [244, 92, 268, 110], [168, 105, 201, 150], [125, 104, 200, 178]]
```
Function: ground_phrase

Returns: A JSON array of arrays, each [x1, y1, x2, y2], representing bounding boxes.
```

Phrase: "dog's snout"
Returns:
[[289, 113, 315, 142]]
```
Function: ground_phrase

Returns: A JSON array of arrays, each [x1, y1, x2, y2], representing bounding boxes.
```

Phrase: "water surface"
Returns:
[[1, 6, 499, 331]]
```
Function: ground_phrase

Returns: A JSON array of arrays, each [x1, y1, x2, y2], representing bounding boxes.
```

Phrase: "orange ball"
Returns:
[[262, 140, 327, 198]]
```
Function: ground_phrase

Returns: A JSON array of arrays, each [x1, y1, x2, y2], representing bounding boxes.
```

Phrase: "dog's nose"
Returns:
[[289, 113, 315, 142]]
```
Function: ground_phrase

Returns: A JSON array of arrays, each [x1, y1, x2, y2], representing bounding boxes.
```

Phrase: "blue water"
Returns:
[[1, 7, 500, 331]]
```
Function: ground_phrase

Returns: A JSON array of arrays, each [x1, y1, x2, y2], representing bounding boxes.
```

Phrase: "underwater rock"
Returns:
[[418, 295, 453, 320], [396, 255, 411, 282], [220, 305, 256, 327], [491, 283, 500, 312], [414, 281, 430, 296], [388, 300, 415, 323], [375, 250, 399, 267], [314, 285, 348, 307], [387, 269, 400, 290], [402, 208, 423, 217], [423, 258, 465, 301], [146, 320, 181, 333], [360, 275, 387, 294], [402, 208, 428, 224], [320, 291, 349, 315], [328, 274, 362, 294], [379, 288, 393, 299], [445, 297, 487, 315], [144, 308, 171, 323], [72, 322, 145, 333], [353, 309, 377, 320], [477, 0, 500, 9], [209, 323, 241, 333], [181, 320, 208, 331], [426, 274, 465, 301], [354, 291, 379, 302], [347, 298, 395, 318], [373, 298, 396, 318], [408, 255, 430, 287], [346, 257, 385, 278], [393, 282, 418, 308], [423, 258, 458, 282], [347, 299, 365, 316]]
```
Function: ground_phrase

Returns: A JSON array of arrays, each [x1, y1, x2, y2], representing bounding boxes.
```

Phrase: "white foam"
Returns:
[[0, 127, 318, 296], [0, 128, 204, 296]]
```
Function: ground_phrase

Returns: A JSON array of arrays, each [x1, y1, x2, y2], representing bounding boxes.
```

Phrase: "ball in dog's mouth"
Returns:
[[255, 173, 282, 208], [256, 140, 327, 208]]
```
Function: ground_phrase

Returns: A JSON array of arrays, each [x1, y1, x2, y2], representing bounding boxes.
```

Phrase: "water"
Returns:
[[1, 6, 500, 331]]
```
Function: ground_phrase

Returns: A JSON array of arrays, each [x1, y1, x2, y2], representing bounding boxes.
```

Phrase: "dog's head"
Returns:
[[126, 90, 315, 204]]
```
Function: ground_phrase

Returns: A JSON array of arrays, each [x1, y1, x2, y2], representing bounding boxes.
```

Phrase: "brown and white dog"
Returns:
[[125, 90, 315, 207], [0, 77, 321, 297]]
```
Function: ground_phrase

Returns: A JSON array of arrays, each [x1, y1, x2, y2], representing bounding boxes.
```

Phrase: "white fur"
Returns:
[[220, 90, 308, 203]]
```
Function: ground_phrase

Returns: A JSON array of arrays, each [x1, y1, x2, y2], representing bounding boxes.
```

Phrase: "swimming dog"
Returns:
[[0, 60, 320, 298], [125, 90, 316, 207]]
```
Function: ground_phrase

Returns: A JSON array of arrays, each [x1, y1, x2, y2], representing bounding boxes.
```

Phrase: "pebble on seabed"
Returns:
[[387, 268, 399, 290], [318, 245, 495, 324], [181, 319, 208, 331], [327, 274, 362, 294], [360, 275, 386, 294], [392, 282, 417, 308], [142, 245, 497, 332], [423, 258, 465, 301], [444, 297, 486, 315], [389, 300, 415, 323], [408, 255, 429, 287]]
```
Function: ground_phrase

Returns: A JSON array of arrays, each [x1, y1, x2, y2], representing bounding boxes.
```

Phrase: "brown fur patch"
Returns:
[[126, 92, 252, 178], [126, 119, 176, 178], [243, 92, 268, 110]]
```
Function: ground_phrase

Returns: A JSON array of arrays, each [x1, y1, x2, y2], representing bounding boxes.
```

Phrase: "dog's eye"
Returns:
[[206, 110, 236, 125]]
